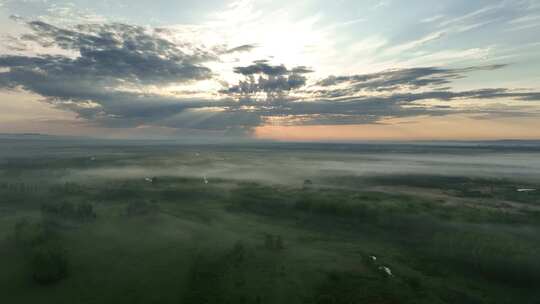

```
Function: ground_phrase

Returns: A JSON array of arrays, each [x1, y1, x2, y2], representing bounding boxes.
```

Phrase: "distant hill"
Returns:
[[0, 133, 89, 141], [1, 133, 539, 149]]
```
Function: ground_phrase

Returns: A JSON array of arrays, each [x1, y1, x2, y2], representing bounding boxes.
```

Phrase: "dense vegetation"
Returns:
[[1, 145, 539, 303]]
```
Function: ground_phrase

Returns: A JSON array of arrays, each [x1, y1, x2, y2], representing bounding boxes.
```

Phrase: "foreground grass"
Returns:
[[1, 159, 540, 303]]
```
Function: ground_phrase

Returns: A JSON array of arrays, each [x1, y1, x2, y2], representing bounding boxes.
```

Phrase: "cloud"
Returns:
[[507, 14, 540, 31], [234, 87, 540, 126], [372, 0, 391, 10], [271, 65, 540, 126], [421, 15, 445, 23], [222, 44, 258, 54], [222, 61, 314, 98], [0, 20, 232, 130], [1, 20, 540, 135], [434, 2, 508, 35], [233, 61, 289, 76], [317, 64, 507, 92], [13, 21, 214, 84], [384, 31, 445, 55], [438, 3, 504, 28]]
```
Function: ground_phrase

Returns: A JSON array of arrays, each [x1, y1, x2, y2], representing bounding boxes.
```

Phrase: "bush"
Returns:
[[31, 243, 68, 284], [311, 271, 417, 304], [14, 219, 70, 284], [264, 234, 284, 251], [14, 218, 51, 247], [229, 241, 246, 266], [41, 201, 74, 218], [76, 202, 97, 221], [126, 200, 159, 216], [41, 201, 96, 221]]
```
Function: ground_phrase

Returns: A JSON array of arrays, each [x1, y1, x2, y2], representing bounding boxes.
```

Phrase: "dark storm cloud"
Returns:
[[317, 65, 507, 92]]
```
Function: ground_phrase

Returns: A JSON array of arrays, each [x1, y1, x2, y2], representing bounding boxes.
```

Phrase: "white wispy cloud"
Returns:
[[334, 18, 367, 28], [507, 14, 540, 31], [383, 31, 445, 56], [438, 2, 504, 28], [421, 15, 445, 23], [372, 0, 391, 10], [349, 36, 388, 54], [401, 47, 494, 67]]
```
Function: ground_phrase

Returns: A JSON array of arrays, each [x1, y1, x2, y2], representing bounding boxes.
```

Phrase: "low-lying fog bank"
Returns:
[[65, 149, 540, 186], [2, 138, 540, 185]]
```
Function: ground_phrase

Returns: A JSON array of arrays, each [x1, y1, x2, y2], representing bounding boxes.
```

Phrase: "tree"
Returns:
[[31, 243, 68, 284]]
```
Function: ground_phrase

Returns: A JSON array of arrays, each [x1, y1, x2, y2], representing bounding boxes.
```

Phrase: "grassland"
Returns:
[[1, 140, 539, 303]]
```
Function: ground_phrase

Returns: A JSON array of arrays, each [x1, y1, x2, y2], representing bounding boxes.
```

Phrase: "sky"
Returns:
[[0, 0, 539, 141]]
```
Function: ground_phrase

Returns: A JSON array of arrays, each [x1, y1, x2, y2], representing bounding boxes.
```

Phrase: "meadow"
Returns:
[[1, 138, 540, 303]]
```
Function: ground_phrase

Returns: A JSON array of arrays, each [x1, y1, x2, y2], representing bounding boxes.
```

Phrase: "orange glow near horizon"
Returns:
[[254, 115, 540, 141]]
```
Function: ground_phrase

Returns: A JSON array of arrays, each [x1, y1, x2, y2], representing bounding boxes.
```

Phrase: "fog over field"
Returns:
[[2, 136, 540, 303], [5, 135, 540, 185], [40, 140, 540, 185], [68, 150, 540, 185], [1, 0, 540, 302]]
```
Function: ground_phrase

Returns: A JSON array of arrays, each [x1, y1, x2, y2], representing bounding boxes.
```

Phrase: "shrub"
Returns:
[[14, 218, 51, 247], [264, 234, 285, 251], [229, 241, 246, 267], [41, 201, 96, 221], [312, 271, 417, 304], [13, 219, 69, 284], [76, 202, 97, 221], [31, 243, 68, 284], [41, 201, 75, 218], [126, 200, 159, 216]]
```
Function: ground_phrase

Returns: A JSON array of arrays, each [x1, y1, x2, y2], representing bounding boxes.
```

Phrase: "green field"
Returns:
[[1, 141, 540, 303]]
